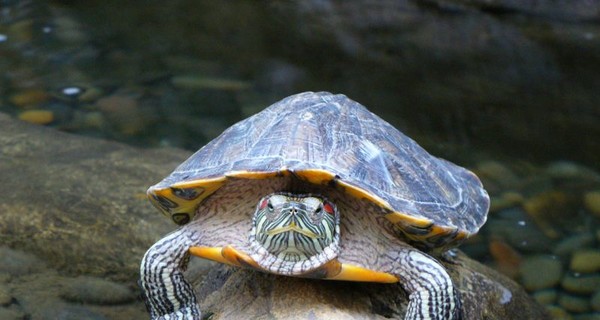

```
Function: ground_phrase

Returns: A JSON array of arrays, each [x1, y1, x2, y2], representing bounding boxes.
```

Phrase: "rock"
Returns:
[[544, 305, 572, 320], [584, 190, 600, 218], [171, 75, 251, 91], [474, 161, 520, 194], [546, 161, 600, 182], [60, 276, 136, 305], [523, 191, 571, 239], [0, 285, 12, 306], [486, 207, 553, 253], [561, 273, 600, 295], [488, 239, 522, 279], [267, 1, 600, 169], [18, 109, 54, 125], [554, 233, 595, 257], [592, 290, 600, 312], [0, 112, 189, 282], [0, 307, 25, 320], [519, 255, 562, 291], [558, 293, 592, 313], [96, 93, 150, 135], [41, 305, 108, 320], [194, 251, 549, 319], [9, 89, 50, 107], [489, 191, 524, 213], [532, 289, 558, 305], [570, 250, 600, 273], [0, 247, 46, 276]]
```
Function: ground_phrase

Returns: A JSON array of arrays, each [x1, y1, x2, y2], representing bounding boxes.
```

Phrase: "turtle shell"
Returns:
[[148, 91, 489, 249]]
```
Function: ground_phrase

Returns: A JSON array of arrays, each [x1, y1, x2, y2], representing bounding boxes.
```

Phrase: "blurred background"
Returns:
[[1, 1, 599, 319]]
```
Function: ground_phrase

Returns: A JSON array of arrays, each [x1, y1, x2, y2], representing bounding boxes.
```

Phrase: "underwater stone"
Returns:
[[532, 289, 557, 305], [18, 110, 54, 125], [561, 272, 600, 294], [592, 290, 600, 312], [570, 250, 600, 273], [60, 276, 135, 305], [584, 190, 600, 218], [554, 233, 595, 257], [558, 292, 591, 313], [519, 255, 563, 291]]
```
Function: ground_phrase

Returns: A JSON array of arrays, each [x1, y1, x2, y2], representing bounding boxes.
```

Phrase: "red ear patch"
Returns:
[[323, 202, 335, 215], [259, 198, 269, 209]]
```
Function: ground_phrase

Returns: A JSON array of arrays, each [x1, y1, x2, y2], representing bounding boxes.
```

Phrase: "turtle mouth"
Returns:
[[265, 221, 321, 239]]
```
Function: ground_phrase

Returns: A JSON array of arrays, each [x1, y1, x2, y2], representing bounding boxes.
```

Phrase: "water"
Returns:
[[1, 1, 599, 319]]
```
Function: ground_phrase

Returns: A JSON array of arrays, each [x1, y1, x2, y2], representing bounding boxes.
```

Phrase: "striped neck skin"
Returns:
[[249, 193, 340, 275]]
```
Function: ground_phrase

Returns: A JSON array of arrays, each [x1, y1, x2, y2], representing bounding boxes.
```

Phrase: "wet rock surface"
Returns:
[[0, 112, 186, 282], [194, 252, 549, 320]]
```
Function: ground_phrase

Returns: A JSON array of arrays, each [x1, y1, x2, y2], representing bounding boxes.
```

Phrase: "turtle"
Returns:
[[140, 91, 489, 320]]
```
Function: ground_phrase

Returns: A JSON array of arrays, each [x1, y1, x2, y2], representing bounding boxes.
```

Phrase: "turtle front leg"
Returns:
[[140, 226, 202, 320], [392, 249, 461, 320]]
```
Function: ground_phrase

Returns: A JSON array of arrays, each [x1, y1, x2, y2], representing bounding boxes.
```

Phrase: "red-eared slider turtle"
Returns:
[[140, 92, 489, 320]]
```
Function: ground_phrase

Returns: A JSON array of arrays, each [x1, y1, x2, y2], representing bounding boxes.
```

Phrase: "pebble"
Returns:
[[545, 305, 573, 320], [474, 161, 520, 193], [96, 94, 147, 135], [18, 109, 55, 125], [0, 307, 25, 320], [171, 75, 251, 91], [573, 314, 600, 320], [0, 247, 46, 276], [487, 207, 553, 252], [489, 191, 524, 212], [43, 304, 108, 320], [562, 273, 600, 294], [546, 161, 600, 181], [570, 250, 600, 273], [519, 255, 563, 291], [554, 233, 595, 257], [9, 89, 51, 107], [592, 290, 600, 311], [60, 276, 135, 305], [532, 289, 558, 305], [488, 239, 521, 278], [559, 293, 592, 313], [0, 285, 12, 306], [584, 190, 600, 218], [523, 191, 569, 239]]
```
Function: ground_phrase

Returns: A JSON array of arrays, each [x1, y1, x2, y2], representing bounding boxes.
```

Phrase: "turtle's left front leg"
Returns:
[[389, 248, 461, 320], [140, 226, 202, 320]]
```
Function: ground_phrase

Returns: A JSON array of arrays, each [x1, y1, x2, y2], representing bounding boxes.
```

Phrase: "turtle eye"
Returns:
[[267, 201, 274, 212], [323, 202, 335, 215], [259, 198, 269, 210]]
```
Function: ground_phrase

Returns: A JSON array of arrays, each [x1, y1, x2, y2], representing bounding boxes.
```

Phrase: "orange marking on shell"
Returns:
[[293, 169, 336, 185], [149, 177, 227, 221], [227, 170, 288, 179], [336, 180, 393, 209], [384, 212, 433, 228]]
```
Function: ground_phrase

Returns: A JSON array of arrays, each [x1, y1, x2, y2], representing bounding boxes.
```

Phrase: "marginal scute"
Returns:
[[172, 213, 190, 225], [293, 169, 337, 185]]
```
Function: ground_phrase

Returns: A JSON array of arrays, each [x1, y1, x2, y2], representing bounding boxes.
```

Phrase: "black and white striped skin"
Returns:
[[141, 92, 489, 319]]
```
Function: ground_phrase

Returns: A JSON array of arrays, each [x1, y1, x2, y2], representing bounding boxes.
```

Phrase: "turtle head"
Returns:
[[250, 193, 340, 263]]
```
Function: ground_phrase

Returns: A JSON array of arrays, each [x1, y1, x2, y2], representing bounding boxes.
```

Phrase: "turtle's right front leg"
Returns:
[[140, 226, 202, 320]]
